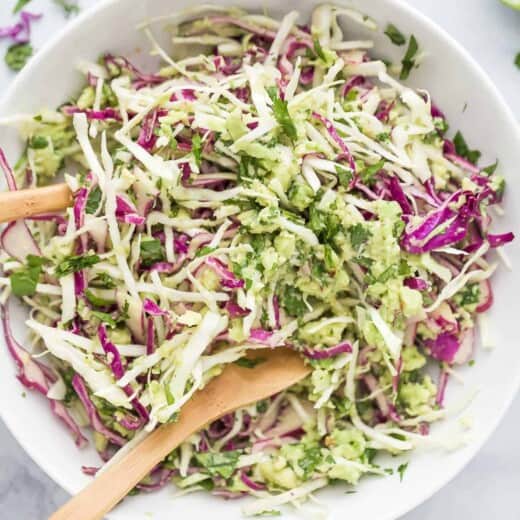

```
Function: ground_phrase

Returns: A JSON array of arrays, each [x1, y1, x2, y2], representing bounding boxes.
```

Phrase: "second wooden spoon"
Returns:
[[49, 348, 310, 520]]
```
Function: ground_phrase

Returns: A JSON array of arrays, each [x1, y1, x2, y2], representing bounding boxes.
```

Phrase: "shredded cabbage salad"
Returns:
[[0, 4, 514, 514]]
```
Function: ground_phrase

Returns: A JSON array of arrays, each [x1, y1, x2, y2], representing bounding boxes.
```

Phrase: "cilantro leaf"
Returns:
[[11, 269, 39, 297], [515, 52, 520, 69], [377, 264, 399, 283], [53, 0, 80, 17], [453, 131, 481, 164], [91, 310, 119, 329], [482, 160, 498, 175], [400, 35, 418, 80], [192, 134, 202, 167], [27, 255, 48, 269], [239, 156, 261, 180], [90, 272, 116, 289], [195, 451, 240, 479], [348, 223, 372, 250], [195, 245, 217, 258], [308, 204, 341, 243], [85, 289, 113, 308], [352, 256, 374, 269], [29, 136, 49, 149], [5, 43, 32, 72], [13, 0, 32, 13], [336, 165, 353, 188], [55, 254, 100, 277], [323, 244, 338, 271], [91, 302, 128, 328], [393, 219, 405, 239], [280, 286, 307, 317], [360, 159, 385, 186], [234, 357, 266, 369], [10, 255, 47, 297], [86, 186, 102, 214], [397, 461, 409, 482], [267, 87, 298, 142], [384, 24, 406, 46], [313, 38, 327, 61], [454, 282, 480, 307], [298, 446, 322, 478], [140, 239, 165, 268]]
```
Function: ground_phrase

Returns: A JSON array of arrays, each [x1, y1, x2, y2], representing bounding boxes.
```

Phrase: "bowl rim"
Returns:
[[0, 0, 519, 518]]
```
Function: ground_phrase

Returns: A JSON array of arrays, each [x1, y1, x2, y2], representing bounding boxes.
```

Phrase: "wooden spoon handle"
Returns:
[[0, 183, 72, 223], [49, 388, 214, 520]]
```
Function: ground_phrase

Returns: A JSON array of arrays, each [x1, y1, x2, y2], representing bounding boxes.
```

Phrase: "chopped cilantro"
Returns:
[[91, 303, 128, 329], [239, 155, 261, 180], [311, 258, 327, 281], [195, 451, 240, 479], [29, 136, 49, 149], [234, 357, 266, 369], [164, 383, 175, 405], [90, 272, 116, 289], [55, 254, 100, 277], [53, 0, 80, 17], [433, 117, 449, 134], [352, 256, 374, 269], [192, 134, 202, 167], [323, 244, 338, 271], [267, 87, 298, 142], [280, 286, 307, 317], [453, 131, 481, 164], [360, 159, 385, 185], [393, 219, 405, 239], [363, 447, 378, 464], [384, 24, 406, 46], [348, 223, 372, 250], [336, 165, 353, 188], [400, 35, 418, 80], [308, 204, 341, 243], [398, 259, 411, 276], [13, 0, 32, 13], [195, 245, 217, 258], [515, 52, 520, 69], [313, 38, 327, 61], [198, 478, 214, 491], [397, 461, 409, 482], [91, 310, 119, 329], [86, 186, 102, 214], [365, 260, 410, 285], [85, 289, 113, 308], [5, 43, 32, 72], [482, 160, 498, 175], [345, 88, 358, 102], [140, 239, 165, 267], [256, 400, 268, 413], [454, 282, 480, 307], [10, 255, 47, 297], [298, 446, 322, 478]]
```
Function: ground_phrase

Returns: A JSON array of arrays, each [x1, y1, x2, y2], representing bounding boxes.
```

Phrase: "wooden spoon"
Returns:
[[0, 183, 72, 223], [49, 348, 310, 520]]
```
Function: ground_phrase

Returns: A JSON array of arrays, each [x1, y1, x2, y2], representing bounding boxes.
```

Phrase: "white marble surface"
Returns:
[[0, 0, 519, 518]]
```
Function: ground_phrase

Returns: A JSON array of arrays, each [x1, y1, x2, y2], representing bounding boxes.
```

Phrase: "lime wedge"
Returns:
[[501, 0, 520, 9]]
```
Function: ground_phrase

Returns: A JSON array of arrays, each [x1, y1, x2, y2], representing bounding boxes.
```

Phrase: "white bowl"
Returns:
[[0, 1, 519, 519]]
